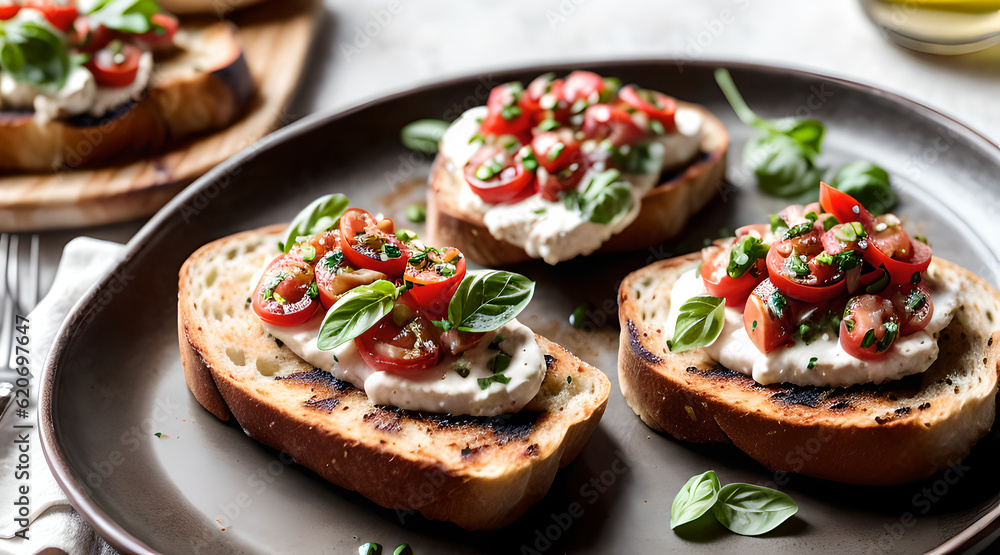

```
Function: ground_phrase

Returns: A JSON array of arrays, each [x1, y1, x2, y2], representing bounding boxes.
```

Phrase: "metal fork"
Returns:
[[0, 233, 40, 422]]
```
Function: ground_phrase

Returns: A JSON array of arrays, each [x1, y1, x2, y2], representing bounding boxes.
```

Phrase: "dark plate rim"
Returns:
[[38, 58, 1000, 554]]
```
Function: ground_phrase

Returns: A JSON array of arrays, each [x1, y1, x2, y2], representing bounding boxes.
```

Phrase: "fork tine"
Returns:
[[27, 233, 39, 312], [0, 234, 11, 373]]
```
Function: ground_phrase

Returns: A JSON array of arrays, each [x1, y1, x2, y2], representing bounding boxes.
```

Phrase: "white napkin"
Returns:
[[0, 237, 125, 555]]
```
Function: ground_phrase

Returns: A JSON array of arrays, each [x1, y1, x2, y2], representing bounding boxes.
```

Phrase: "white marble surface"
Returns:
[[309, 0, 1000, 144]]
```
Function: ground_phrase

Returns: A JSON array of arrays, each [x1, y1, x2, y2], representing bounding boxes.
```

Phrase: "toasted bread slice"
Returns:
[[0, 20, 252, 172], [618, 252, 1000, 486], [178, 225, 611, 530], [425, 101, 729, 267]]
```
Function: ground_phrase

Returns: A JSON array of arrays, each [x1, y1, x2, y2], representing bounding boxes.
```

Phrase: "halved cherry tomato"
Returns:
[[339, 208, 410, 278], [888, 282, 934, 335], [537, 157, 588, 202], [404, 247, 466, 316], [744, 279, 795, 354], [24, 0, 78, 31], [524, 74, 570, 125], [840, 294, 900, 360], [865, 220, 932, 288], [619, 85, 677, 131], [530, 129, 580, 173], [701, 242, 766, 308], [480, 82, 534, 137], [464, 145, 536, 204], [134, 13, 179, 50], [313, 247, 387, 309], [581, 104, 644, 146], [252, 255, 320, 326], [0, 3, 20, 20], [355, 296, 441, 374], [820, 182, 875, 229], [563, 70, 605, 104], [765, 243, 845, 303], [86, 42, 142, 88]]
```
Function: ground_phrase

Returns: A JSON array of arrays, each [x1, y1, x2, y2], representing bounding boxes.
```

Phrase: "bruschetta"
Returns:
[[618, 183, 1000, 485], [426, 70, 728, 266], [0, 0, 252, 172], [178, 195, 610, 529]]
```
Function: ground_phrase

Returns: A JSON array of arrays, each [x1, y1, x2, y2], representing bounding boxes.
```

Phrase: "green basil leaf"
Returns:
[[711, 483, 798, 536], [88, 0, 160, 33], [727, 234, 769, 279], [447, 270, 535, 333], [743, 133, 820, 198], [670, 471, 721, 529], [279, 194, 349, 253], [1, 19, 71, 89], [400, 119, 450, 153], [833, 161, 897, 215], [578, 169, 634, 225], [620, 141, 665, 175], [668, 296, 725, 353], [317, 280, 398, 350], [770, 117, 825, 161]]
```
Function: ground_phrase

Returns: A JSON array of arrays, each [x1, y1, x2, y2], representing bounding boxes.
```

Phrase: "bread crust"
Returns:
[[177, 225, 611, 529], [0, 21, 252, 172], [425, 101, 729, 266], [618, 252, 1000, 486]]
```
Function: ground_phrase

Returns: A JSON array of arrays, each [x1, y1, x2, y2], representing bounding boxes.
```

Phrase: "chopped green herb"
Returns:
[[914, 235, 929, 245], [548, 142, 565, 161], [519, 146, 539, 172], [649, 119, 666, 135], [728, 234, 769, 279], [501, 105, 522, 120], [307, 281, 318, 299], [382, 244, 402, 259], [783, 221, 815, 240], [768, 291, 789, 319], [272, 292, 287, 304], [454, 360, 471, 378], [823, 215, 839, 232], [807, 357, 818, 370], [302, 245, 317, 262], [861, 329, 877, 349], [489, 335, 504, 350], [752, 320, 758, 331], [833, 221, 867, 243], [358, 543, 382, 555], [538, 119, 559, 131], [489, 352, 512, 374], [567, 376, 573, 384], [533, 208, 547, 214], [468, 133, 485, 145], [570, 303, 590, 329], [475, 158, 504, 180], [878, 321, 899, 352], [154, 432, 162, 438], [906, 290, 927, 313], [784, 254, 810, 277]]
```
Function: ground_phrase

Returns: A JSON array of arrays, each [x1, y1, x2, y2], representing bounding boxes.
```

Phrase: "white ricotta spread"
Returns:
[[250, 265, 546, 416], [441, 105, 704, 264], [0, 12, 154, 124], [663, 264, 960, 388]]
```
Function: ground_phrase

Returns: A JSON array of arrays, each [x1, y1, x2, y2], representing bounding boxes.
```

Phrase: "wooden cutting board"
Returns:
[[0, 0, 318, 232]]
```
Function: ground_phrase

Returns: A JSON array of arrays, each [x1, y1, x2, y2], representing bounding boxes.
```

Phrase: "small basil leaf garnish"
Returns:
[[279, 194, 349, 253], [570, 169, 634, 225], [442, 270, 535, 333], [88, 0, 161, 34], [668, 296, 725, 353], [400, 119, 450, 153], [727, 234, 769, 279], [317, 280, 398, 350], [671, 470, 721, 529], [711, 483, 798, 536], [1, 18, 72, 90], [832, 161, 897, 216]]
